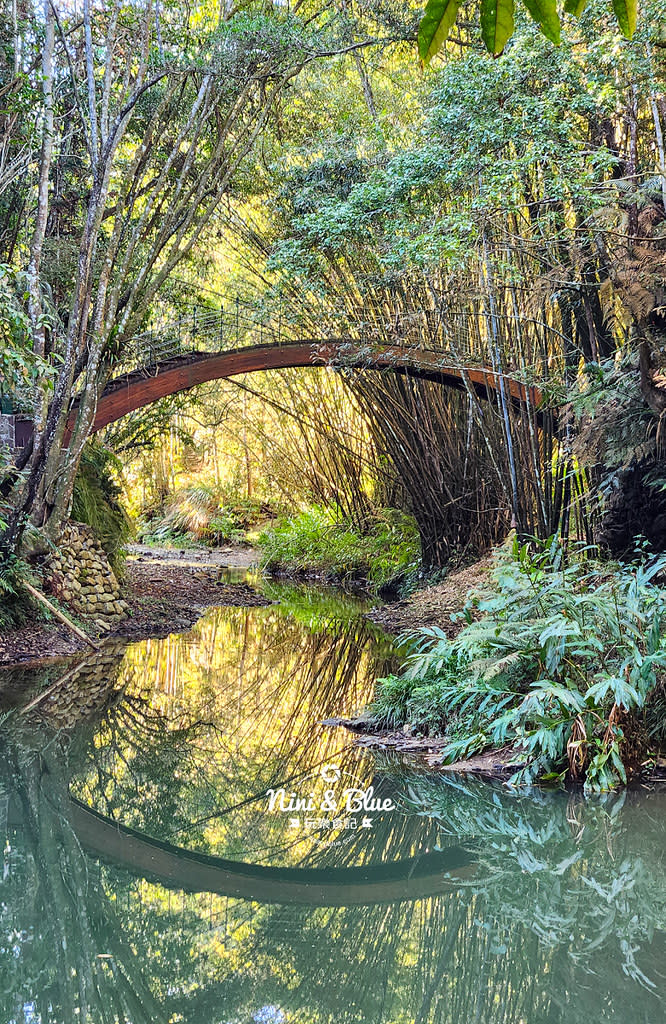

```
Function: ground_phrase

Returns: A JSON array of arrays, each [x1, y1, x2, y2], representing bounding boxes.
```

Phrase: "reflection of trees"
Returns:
[[167, 779, 666, 1024], [165, 775, 666, 1024], [387, 774, 666, 1023], [164, 891, 560, 1024], [1, 717, 666, 1022], [70, 595, 397, 862], [0, 727, 166, 1023], [3, 594, 666, 1022]]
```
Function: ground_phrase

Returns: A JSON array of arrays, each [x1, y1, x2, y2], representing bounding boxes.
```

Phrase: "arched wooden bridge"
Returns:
[[68, 797, 476, 906], [70, 339, 543, 436]]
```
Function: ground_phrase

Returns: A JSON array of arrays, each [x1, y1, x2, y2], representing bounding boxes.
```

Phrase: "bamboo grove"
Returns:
[[216, 6, 666, 566], [3, 0, 666, 570]]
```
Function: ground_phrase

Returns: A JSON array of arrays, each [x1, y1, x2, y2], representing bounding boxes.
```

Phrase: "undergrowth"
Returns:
[[258, 506, 421, 592], [0, 552, 39, 629], [369, 537, 666, 791], [140, 485, 270, 547], [72, 441, 133, 574]]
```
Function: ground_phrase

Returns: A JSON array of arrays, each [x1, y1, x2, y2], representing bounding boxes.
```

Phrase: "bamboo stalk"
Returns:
[[22, 580, 100, 650]]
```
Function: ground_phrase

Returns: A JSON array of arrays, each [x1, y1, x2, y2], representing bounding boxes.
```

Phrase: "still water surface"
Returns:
[[0, 581, 665, 1023]]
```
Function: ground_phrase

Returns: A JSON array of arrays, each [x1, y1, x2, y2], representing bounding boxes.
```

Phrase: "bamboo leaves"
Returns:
[[418, 0, 638, 62], [611, 0, 638, 35]]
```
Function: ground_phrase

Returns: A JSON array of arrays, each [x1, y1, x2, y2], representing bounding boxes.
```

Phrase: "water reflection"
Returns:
[[0, 587, 664, 1022], [69, 586, 398, 858]]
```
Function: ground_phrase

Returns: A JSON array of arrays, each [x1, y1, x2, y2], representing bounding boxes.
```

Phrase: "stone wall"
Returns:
[[46, 522, 129, 629]]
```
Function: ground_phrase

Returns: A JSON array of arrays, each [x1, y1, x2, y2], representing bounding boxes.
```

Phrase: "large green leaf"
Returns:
[[417, 0, 637, 58], [611, 0, 637, 36], [417, 0, 463, 63], [521, 0, 561, 42], [563, 0, 590, 14], [480, 0, 515, 54]]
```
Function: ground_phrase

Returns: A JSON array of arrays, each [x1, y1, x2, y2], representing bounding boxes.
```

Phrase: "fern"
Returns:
[[71, 441, 133, 574], [370, 538, 666, 789], [0, 555, 38, 628]]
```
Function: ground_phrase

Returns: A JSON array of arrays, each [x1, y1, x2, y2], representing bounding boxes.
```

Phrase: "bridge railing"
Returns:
[[104, 298, 556, 389], [112, 300, 494, 376], [114, 301, 298, 374]]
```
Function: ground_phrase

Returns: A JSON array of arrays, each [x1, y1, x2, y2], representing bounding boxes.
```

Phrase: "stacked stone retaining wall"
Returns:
[[46, 522, 130, 629]]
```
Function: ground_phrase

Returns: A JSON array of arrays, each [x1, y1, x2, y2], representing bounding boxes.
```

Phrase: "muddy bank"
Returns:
[[326, 717, 666, 785], [115, 552, 269, 640], [323, 713, 523, 778], [262, 564, 372, 591], [0, 546, 269, 668], [366, 558, 491, 635], [324, 557, 510, 776]]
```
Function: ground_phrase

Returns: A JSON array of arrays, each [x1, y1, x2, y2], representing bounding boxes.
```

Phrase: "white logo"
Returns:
[[320, 764, 341, 784], [265, 763, 396, 844]]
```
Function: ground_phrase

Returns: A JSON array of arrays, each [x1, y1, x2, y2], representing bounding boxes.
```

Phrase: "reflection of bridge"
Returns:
[[71, 340, 543, 437], [69, 798, 476, 906]]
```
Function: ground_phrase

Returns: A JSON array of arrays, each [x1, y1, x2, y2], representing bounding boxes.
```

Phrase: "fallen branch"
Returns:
[[22, 580, 100, 651]]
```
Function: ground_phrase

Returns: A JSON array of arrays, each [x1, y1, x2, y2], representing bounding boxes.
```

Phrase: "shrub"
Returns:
[[370, 538, 666, 791], [258, 506, 420, 592], [140, 485, 269, 546]]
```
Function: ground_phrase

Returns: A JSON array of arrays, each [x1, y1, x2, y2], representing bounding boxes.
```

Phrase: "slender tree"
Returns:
[[0, 0, 360, 555]]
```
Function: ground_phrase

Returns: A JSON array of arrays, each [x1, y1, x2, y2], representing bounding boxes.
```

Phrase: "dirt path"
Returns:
[[0, 545, 269, 668], [127, 542, 258, 568]]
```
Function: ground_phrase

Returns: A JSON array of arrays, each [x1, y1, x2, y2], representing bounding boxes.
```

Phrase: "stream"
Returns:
[[0, 579, 665, 1023]]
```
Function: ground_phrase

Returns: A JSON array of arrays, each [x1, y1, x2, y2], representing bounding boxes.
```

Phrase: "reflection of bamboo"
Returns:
[[74, 602, 398, 865], [0, 735, 166, 1023]]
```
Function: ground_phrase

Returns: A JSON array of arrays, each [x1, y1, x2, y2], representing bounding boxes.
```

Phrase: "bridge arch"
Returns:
[[73, 340, 543, 436]]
